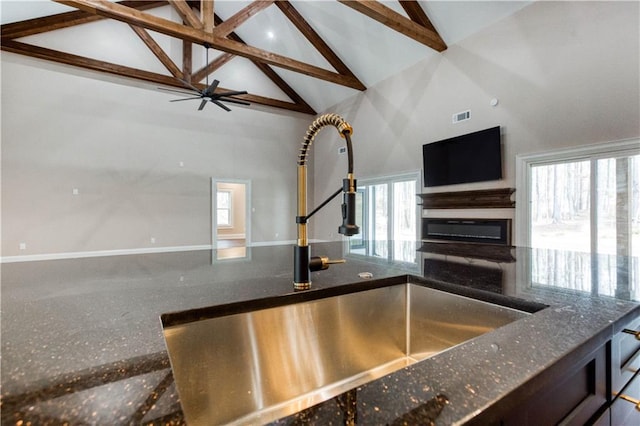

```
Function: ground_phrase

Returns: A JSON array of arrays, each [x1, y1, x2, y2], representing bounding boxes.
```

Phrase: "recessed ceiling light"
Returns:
[[266, 30, 275, 40]]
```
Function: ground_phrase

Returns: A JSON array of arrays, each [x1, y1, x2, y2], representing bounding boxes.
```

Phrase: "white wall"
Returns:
[[1, 54, 310, 258], [311, 1, 640, 244]]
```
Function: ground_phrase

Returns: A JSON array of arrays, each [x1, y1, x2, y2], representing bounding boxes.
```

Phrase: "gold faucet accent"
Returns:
[[294, 114, 359, 290]]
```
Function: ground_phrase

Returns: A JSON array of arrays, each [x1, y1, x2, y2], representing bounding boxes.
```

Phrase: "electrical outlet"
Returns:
[[19, 243, 26, 250], [150, 237, 156, 244], [72, 188, 79, 195]]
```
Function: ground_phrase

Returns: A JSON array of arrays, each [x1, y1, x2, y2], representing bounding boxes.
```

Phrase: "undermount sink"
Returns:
[[162, 283, 530, 425]]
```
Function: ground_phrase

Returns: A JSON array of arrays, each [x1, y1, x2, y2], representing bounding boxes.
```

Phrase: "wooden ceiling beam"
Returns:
[[214, 14, 316, 115], [182, 39, 192, 83], [338, 0, 447, 52], [0, 1, 166, 39], [1, 38, 179, 86], [275, 1, 362, 83], [200, 0, 214, 33], [55, 0, 365, 90], [0, 39, 314, 114], [212, 1, 275, 38], [168, 0, 203, 30], [399, 0, 441, 36], [191, 52, 234, 84], [1, 0, 315, 114], [129, 24, 183, 79]]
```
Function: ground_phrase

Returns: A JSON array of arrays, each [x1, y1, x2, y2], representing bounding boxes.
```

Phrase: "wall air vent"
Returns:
[[452, 110, 471, 123]]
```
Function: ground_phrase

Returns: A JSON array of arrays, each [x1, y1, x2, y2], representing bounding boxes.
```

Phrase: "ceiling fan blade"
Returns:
[[159, 87, 199, 96], [198, 99, 208, 110], [217, 90, 248, 97], [204, 79, 220, 96], [218, 97, 250, 106], [212, 99, 231, 112], [170, 96, 205, 102], [179, 79, 202, 93]]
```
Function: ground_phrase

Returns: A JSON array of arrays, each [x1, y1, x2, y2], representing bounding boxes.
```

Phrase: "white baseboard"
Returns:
[[0, 239, 331, 263], [217, 233, 246, 240], [0, 245, 213, 263], [249, 239, 296, 247]]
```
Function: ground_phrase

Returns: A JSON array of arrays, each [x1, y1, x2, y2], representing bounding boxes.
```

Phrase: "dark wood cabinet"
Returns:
[[499, 314, 640, 426], [610, 315, 640, 425], [501, 343, 609, 425]]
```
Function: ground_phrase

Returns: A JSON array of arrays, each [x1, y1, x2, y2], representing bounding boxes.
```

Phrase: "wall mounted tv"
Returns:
[[423, 126, 502, 187]]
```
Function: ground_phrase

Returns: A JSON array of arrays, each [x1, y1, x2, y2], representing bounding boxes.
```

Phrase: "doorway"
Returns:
[[211, 179, 251, 254]]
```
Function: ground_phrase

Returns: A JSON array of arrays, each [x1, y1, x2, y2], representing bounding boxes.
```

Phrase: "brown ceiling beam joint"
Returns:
[[129, 24, 183, 79], [54, 0, 365, 90], [211, 0, 275, 38], [275, 1, 362, 84], [168, 0, 203, 30], [338, 0, 447, 52], [399, 0, 440, 35], [213, 13, 316, 114]]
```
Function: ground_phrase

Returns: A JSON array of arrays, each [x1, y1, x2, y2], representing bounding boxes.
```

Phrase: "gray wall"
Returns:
[[1, 55, 310, 257], [311, 1, 640, 244]]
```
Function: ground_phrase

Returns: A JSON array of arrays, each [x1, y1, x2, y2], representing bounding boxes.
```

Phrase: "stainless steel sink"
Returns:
[[162, 283, 529, 425]]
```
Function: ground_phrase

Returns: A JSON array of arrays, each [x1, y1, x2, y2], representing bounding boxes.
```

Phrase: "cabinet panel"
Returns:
[[502, 344, 607, 426], [612, 315, 640, 426]]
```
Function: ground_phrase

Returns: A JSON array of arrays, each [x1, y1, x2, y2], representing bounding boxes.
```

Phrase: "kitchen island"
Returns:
[[1, 242, 638, 425]]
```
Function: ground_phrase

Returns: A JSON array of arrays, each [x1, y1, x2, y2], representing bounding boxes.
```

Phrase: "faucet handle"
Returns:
[[309, 255, 346, 272]]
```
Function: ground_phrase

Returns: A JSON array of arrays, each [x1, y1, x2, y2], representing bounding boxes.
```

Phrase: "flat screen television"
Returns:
[[423, 126, 502, 187]]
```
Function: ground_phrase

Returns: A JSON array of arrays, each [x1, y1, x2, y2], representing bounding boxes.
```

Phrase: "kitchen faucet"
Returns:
[[294, 113, 360, 290]]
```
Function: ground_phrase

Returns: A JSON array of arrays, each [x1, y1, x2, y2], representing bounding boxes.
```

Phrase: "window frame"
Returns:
[[346, 170, 421, 264], [515, 138, 639, 248], [216, 189, 233, 229]]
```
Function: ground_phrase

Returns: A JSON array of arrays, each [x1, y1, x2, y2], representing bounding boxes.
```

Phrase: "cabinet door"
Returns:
[[502, 344, 608, 426], [611, 315, 640, 425]]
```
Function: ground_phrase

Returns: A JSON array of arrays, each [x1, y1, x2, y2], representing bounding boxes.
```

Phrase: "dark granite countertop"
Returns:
[[1, 241, 638, 425]]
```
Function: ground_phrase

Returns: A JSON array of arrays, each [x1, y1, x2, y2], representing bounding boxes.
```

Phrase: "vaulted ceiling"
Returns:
[[0, 1, 531, 114]]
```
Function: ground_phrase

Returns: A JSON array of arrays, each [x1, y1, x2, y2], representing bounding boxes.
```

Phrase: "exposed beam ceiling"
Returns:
[[1, 0, 447, 114], [339, 0, 446, 52]]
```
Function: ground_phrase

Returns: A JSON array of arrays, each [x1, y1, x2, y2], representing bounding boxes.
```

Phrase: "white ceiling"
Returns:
[[0, 1, 533, 112]]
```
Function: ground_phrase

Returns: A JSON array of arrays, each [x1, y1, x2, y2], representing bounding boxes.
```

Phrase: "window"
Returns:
[[517, 139, 639, 297], [217, 190, 232, 228], [348, 172, 420, 263]]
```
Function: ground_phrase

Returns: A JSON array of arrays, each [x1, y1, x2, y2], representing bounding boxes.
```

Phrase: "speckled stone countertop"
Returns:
[[1, 241, 638, 425]]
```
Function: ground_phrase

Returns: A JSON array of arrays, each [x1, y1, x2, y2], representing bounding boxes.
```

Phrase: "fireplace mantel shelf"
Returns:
[[417, 188, 515, 209]]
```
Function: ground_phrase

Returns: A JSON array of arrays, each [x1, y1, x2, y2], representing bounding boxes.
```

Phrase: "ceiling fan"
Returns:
[[159, 79, 249, 112], [159, 44, 249, 112]]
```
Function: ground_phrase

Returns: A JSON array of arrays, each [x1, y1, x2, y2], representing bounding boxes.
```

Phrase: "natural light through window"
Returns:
[[348, 173, 418, 264], [530, 161, 590, 252], [217, 190, 231, 227], [523, 142, 639, 298]]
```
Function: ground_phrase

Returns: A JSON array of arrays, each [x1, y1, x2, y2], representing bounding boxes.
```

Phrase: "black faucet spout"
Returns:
[[339, 178, 359, 237]]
